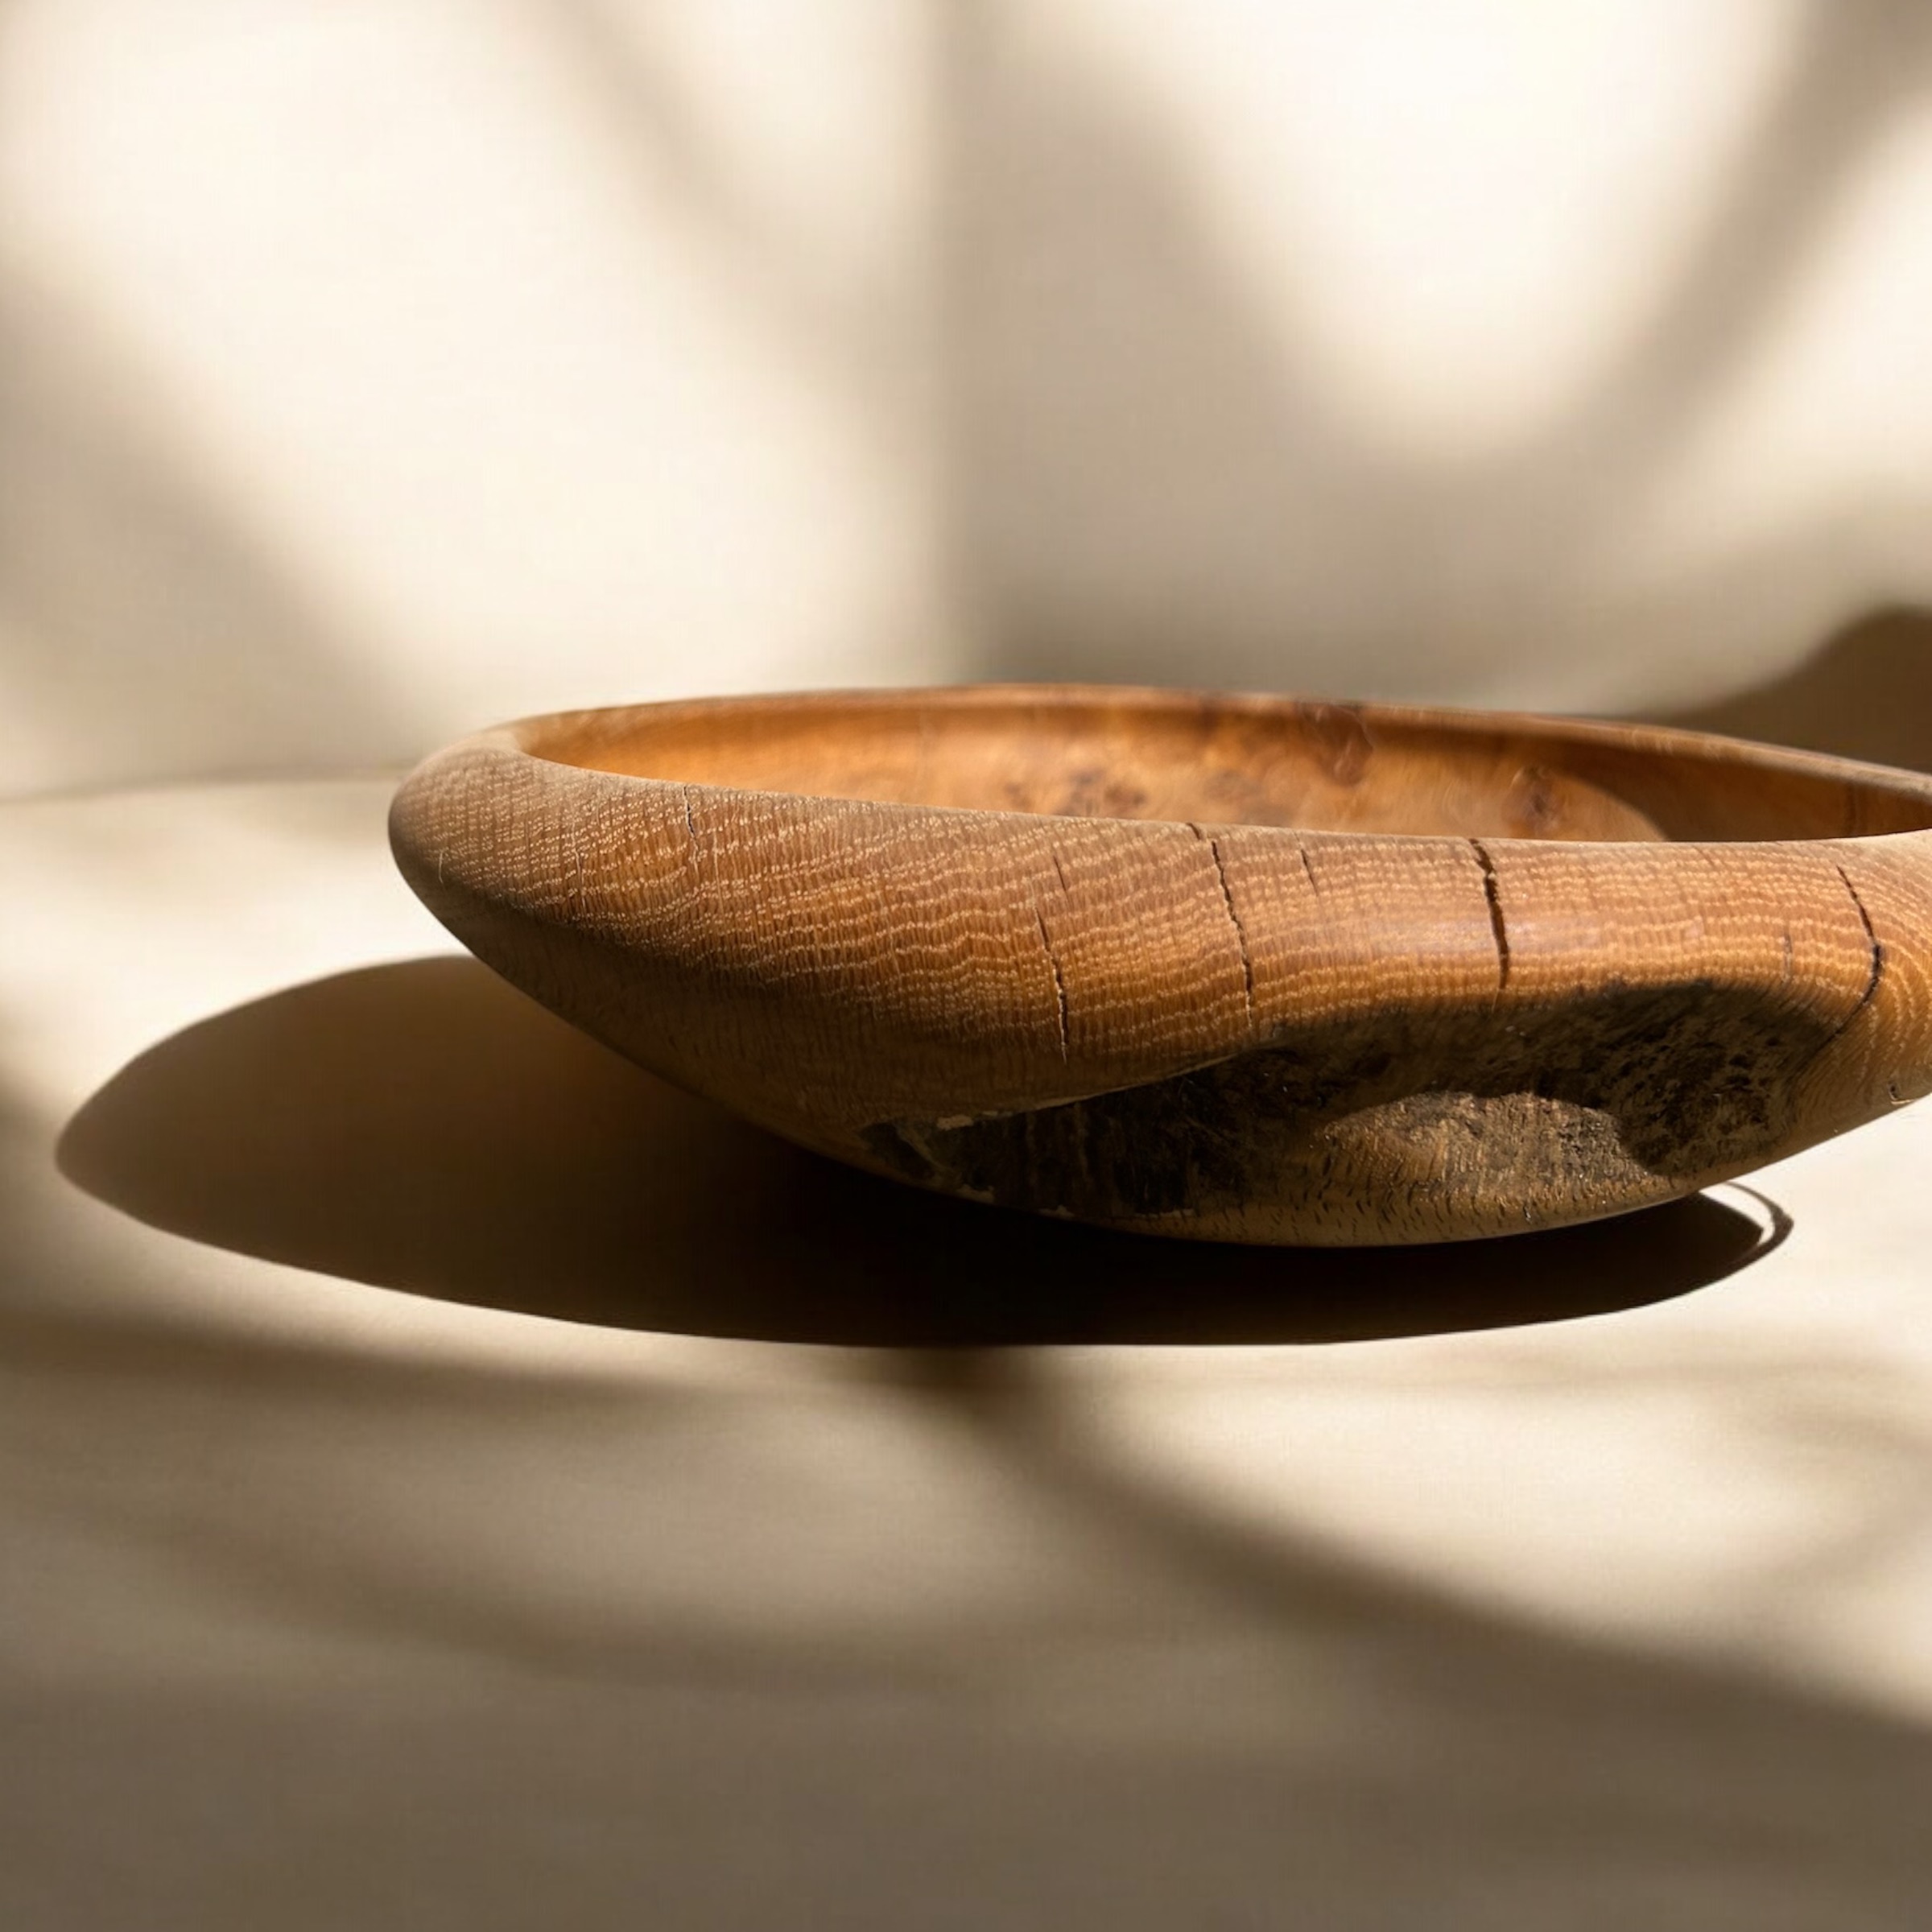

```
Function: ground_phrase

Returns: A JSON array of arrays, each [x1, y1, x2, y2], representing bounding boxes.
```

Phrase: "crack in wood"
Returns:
[[1790, 864, 1889, 1093], [1835, 863, 1884, 1021], [1471, 839, 1510, 990], [1211, 837, 1256, 1026], [1035, 906, 1070, 1058], [1189, 823, 1256, 1029]]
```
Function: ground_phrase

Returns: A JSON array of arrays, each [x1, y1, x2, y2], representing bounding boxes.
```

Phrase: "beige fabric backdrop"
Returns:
[[5, 0, 1932, 795]]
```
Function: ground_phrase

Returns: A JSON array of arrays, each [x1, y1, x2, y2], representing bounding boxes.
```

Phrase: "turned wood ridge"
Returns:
[[390, 687, 1932, 1245]]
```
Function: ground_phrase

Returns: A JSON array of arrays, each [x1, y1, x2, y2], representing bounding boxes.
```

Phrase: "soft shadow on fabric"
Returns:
[[1658, 605, 1932, 771], [58, 957, 1787, 1347]]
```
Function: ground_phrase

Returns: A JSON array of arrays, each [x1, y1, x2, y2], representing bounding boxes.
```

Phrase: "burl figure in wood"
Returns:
[[390, 687, 1932, 1245]]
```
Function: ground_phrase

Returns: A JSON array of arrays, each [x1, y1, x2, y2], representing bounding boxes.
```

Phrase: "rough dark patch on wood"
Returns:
[[861, 978, 1842, 1241], [390, 684, 1932, 1245]]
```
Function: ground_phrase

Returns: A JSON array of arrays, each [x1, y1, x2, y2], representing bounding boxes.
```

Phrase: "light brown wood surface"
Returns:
[[389, 686, 1932, 1244]]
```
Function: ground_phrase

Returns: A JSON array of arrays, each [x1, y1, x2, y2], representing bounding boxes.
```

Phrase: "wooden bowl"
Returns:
[[390, 686, 1932, 1245]]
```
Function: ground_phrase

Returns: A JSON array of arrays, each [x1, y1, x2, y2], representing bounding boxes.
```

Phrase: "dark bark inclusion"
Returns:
[[860, 982, 1845, 1227]]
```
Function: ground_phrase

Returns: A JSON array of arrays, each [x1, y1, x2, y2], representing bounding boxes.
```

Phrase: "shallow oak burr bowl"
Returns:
[[390, 685, 1932, 1245]]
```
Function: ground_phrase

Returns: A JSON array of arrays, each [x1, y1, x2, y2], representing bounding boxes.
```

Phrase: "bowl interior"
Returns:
[[518, 688, 1932, 845]]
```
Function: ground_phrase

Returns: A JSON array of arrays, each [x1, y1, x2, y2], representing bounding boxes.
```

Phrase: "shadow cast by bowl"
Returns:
[[57, 958, 1788, 1347]]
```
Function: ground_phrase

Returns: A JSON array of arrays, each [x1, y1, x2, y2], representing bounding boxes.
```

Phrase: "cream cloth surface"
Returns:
[[3, 777, 1930, 1927]]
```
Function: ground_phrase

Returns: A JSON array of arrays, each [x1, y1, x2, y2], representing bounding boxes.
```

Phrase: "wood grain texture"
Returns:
[[389, 686, 1932, 1244]]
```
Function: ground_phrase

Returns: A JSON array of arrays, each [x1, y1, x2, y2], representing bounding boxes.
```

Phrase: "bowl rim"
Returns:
[[467, 681, 1932, 848]]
